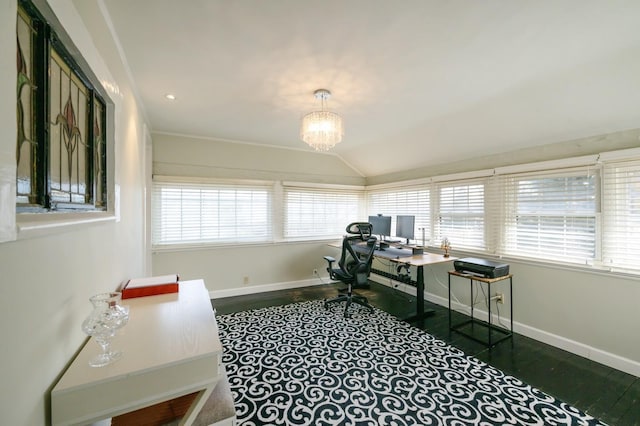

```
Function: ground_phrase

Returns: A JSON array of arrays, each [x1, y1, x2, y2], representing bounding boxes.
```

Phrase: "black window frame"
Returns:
[[16, 0, 107, 213]]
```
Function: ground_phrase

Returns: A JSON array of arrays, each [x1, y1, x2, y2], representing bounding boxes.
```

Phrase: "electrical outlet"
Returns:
[[496, 292, 504, 304], [243, 276, 249, 285], [313, 268, 318, 276]]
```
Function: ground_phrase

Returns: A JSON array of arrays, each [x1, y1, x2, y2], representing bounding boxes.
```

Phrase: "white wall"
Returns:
[[154, 242, 336, 292], [421, 259, 640, 376], [367, 128, 640, 186], [0, 1, 148, 424], [153, 132, 366, 186], [153, 131, 640, 378], [152, 132, 365, 293]]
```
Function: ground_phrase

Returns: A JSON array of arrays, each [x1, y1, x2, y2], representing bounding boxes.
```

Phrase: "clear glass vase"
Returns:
[[81, 292, 129, 367]]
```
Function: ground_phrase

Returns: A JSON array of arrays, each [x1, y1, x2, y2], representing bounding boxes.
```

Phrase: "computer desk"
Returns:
[[372, 248, 457, 323], [329, 241, 457, 323]]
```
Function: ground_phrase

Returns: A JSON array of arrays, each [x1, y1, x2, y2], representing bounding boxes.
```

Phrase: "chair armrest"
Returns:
[[323, 255, 336, 264], [323, 256, 336, 280]]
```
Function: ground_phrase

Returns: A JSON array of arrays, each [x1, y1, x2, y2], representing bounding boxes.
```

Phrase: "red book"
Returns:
[[121, 274, 179, 299]]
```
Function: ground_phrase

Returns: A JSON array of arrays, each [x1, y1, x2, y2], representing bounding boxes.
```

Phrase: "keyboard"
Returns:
[[374, 246, 413, 259], [383, 238, 402, 243]]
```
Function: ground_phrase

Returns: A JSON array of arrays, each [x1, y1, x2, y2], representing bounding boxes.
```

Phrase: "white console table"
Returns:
[[51, 279, 224, 426]]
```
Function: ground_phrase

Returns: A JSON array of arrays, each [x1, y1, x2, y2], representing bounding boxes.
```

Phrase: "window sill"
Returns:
[[449, 249, 640, 281], [152, 238, 339, 253], [17, 211, 116, 240]]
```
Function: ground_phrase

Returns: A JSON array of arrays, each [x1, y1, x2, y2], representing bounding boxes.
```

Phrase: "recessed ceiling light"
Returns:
[[165, 94, 176, 100]]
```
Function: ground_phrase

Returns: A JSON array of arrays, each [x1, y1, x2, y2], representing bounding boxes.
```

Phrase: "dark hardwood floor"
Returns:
[[212, 280, 640, 425]]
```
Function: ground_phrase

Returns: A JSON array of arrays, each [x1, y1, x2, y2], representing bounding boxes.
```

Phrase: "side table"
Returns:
[[448, 271, 513, 347], [51, 280, 224, 426]]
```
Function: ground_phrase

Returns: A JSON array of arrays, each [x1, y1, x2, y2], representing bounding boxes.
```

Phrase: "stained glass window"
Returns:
[[16, 0, 108, 212]]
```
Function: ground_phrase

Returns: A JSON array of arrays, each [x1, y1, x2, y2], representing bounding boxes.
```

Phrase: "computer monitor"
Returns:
[[368, 215, 391, 238], [396, 215, 415, 244]]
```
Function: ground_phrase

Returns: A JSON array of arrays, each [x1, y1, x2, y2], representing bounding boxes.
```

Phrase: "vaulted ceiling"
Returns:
[[101, 0, 640, 177]]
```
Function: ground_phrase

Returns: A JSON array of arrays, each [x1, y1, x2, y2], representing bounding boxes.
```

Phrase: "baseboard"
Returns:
[[209, 277, 640, 378], [512, 322, 640, 378], [209, 277, 329, 300], [422, 292, 640, 378]]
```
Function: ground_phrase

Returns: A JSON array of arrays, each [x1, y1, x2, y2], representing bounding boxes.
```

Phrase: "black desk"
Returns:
[[367, 245, 456, 324], [330, 241, 456, 324]]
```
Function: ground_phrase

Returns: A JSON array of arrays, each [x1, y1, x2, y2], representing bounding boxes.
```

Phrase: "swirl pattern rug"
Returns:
[[217, 300, 605, 425]]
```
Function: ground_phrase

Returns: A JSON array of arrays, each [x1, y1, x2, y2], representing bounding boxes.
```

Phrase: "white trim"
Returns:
[[153, 175, 274, 186], [514, 320, 640, 377], [143, 124, 153, 276], [598, 146, 640, 162], [0, 165, 17, 243], [209, 277, 330, 299], [16, 212, 116, 240], [152, 237, 339, 253], [494, 154, 599, 175], [282, 181, 365, 191], [366, 177, 432, 191], [431, 169, 494, 183], [424, 292, 640, 377]]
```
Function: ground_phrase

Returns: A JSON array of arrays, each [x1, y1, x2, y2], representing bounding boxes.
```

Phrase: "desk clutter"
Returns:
[[372, 243, 424, 259]]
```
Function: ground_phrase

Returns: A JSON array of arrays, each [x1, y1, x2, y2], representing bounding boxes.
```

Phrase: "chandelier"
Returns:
[[300, 89, 344, 151]]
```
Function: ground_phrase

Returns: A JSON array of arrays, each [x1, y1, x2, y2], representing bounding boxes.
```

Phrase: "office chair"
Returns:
[[323, 222, 377, 318]]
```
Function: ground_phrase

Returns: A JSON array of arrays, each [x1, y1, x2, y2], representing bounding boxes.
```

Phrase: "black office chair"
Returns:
[[323, 222, 377, 318]]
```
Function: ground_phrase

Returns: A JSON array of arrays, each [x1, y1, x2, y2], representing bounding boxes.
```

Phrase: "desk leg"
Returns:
[[448, 273, 452, 330], [417, 265, 424, 314], [487, 281, 492, 348], [179, 384, 215, 426], [510, 276, 513, 335], [403, 265, 435, 324]]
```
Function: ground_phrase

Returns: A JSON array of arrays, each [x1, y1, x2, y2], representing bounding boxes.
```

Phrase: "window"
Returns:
[[499, 168, 597, 264], [16, 0, 107, 212], [601, 159, 640, 272], [366, 186, 430, 243], [435, 180, 486, 250], [152, 181, 273, 246], [284, 185, 362, 239], [149, 149, 640, 276]]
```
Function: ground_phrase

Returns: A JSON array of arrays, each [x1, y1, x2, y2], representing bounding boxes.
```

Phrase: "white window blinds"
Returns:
[[283, 186, 363, 239], [152, 181, 273, 246], [435, 180, 485, 250], [499, 168, 597, 264], [367, 186, 430, 244], [601, 159, 640, 272]]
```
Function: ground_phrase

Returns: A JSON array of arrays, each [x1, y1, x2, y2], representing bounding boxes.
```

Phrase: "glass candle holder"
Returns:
[[81, 292, 129, 367]]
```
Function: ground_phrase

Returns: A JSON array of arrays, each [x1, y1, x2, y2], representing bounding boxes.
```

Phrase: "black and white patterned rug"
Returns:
[[217, 300, 606, 425]]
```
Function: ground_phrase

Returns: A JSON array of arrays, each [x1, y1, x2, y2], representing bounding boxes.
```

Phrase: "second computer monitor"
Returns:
[[396, 215, 415, 243], [368, 215, 391, 238]]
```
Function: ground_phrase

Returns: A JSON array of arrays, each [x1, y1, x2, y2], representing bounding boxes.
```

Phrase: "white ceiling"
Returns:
[[101, 0, 640, 177]]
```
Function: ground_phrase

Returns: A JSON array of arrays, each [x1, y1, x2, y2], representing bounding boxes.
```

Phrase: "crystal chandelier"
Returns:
[[300, 89, 344, 151]]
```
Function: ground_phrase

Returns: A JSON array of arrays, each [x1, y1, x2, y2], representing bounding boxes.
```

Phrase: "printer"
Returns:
[[453, 257, 510, 279]]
